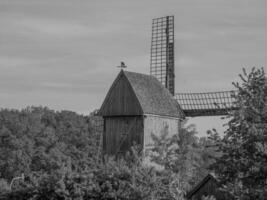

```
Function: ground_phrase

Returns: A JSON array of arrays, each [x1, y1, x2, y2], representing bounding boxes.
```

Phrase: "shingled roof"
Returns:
[[99, 70, 184, 118]]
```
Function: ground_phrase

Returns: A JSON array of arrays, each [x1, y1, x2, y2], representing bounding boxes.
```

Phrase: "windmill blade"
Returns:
[[150, 16, 175, 96], [175, 91, 238, 117]]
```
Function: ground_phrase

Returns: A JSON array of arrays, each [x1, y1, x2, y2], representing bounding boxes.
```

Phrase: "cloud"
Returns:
[[0, 0, 267, 116], [15, 18, 93, 37]]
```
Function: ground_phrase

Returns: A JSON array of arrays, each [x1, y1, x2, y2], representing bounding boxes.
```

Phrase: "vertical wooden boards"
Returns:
[[103, 116, 143, 155]]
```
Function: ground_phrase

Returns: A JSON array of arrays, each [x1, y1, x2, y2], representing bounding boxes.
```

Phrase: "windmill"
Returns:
[[150, 16, 237, 117], [95, 16, 238, 159]]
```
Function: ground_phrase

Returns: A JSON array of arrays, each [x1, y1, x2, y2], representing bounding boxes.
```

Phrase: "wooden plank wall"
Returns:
[[103, 116, 143, 155], [100, 75, 143, 116]]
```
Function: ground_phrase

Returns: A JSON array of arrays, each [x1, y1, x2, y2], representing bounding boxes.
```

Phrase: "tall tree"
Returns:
[[209, 68, 267, 199]]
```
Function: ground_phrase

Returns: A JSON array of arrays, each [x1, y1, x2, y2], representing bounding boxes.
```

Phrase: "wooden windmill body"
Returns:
[[98, 70, 184, 156]]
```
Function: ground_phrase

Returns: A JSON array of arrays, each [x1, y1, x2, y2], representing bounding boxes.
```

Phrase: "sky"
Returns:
[[1, 0, 267, 136]]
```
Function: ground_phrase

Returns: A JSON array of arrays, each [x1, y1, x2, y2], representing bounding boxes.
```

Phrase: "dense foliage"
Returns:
[[0, 155, 174, 200], [0, 106, 215, 199], [209, 68, 267, 199], [0, 107, 99, 183]]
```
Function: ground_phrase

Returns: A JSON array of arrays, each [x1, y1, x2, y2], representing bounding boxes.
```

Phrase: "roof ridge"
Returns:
[[123, 70, 152, 77]]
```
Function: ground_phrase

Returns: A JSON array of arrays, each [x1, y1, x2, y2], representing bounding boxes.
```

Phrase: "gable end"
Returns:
[[99, 70, 143, 116]]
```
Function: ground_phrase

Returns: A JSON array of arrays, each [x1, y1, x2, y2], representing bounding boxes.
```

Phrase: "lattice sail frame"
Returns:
[[150, 16, 175, 95], [175, 91, 237, 117]]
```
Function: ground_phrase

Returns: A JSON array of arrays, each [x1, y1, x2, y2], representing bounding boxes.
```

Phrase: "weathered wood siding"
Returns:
[[103, 116, 143, 155], [143, 115, 180, 150], [100, 75, 143, 116]]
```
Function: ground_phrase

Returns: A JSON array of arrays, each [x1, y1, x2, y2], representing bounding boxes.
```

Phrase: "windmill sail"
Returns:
[[150, 16, 237, 117], [150, 16, 175, 95]]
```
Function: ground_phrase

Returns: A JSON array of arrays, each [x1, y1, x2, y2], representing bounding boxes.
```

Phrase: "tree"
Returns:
[[209, 68, 267, 199], [148, 122, 217, 194]]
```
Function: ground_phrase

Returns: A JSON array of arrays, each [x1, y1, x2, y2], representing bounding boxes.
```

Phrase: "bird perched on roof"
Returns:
[[117, 62, 127, 69]]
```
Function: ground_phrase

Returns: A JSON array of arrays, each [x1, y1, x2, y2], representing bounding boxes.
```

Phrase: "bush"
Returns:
[[0, 150, 177, 200]]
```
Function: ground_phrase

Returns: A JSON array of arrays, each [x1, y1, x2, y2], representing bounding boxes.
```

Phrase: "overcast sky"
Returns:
[[1, 0, 267, 135]]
